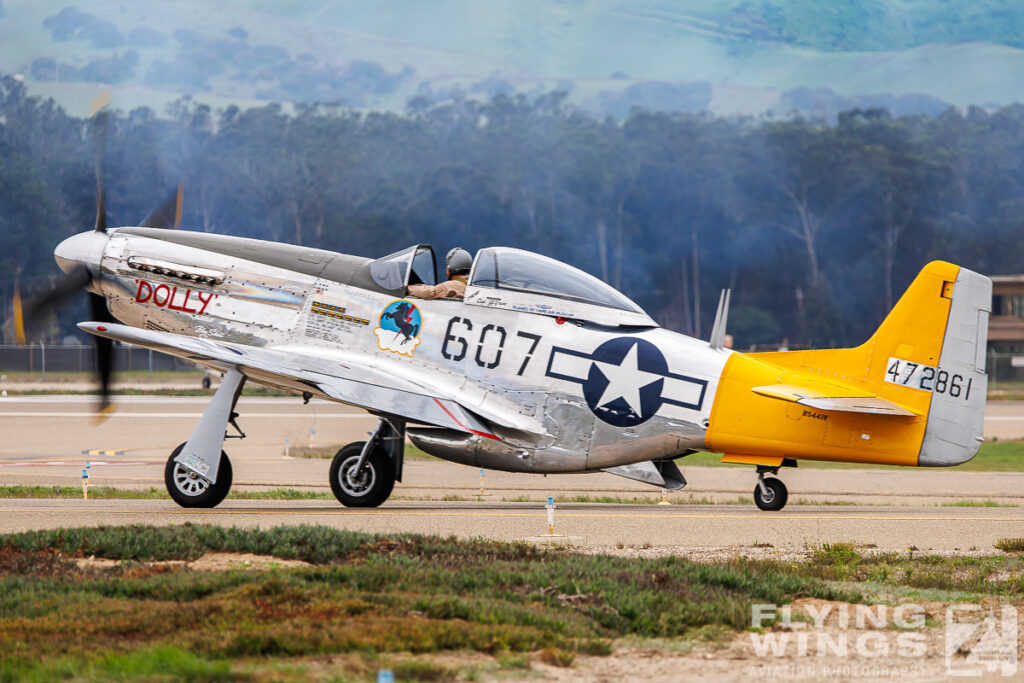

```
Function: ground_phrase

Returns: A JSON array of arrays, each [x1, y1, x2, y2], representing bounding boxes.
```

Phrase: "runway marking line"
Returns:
[[0, 461, 160, 468], [82, 448, 126, 457], [1, 507, 1022, 522]]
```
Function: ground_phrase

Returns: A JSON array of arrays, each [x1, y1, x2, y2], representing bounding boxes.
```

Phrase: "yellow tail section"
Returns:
[[706, 261, 990, 467]]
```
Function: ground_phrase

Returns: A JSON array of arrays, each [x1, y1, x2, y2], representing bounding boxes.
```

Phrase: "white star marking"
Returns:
[[592, 342, 663, 416]]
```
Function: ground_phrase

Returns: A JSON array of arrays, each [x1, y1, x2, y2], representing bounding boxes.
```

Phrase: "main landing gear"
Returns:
[[753, 465, 789, 511], [330, 418, 405, 508], [163, 372, 404, 509], [163, 369, 246, 508]]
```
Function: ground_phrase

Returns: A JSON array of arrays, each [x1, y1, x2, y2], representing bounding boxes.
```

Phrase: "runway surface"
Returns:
[[0, 395, 1022, 552], [0, 499, 1021, 553]]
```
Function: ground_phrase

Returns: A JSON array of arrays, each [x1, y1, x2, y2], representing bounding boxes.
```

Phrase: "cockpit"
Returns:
[[366, 244, 655, 327], [368, 245, 437, 290], [468, 247, 645, 314]]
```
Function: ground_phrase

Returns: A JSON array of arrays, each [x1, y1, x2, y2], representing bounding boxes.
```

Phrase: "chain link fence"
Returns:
[[0, 345, 197, 374], [987, 351, 1024, 384]]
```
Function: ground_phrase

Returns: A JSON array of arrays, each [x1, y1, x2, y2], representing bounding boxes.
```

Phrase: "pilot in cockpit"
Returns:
[[408, 247, 472, 300]]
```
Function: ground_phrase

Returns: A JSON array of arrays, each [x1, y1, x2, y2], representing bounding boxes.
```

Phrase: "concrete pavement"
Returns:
[[0, 395, 1022, 552], [0, 499, 1020, 553]]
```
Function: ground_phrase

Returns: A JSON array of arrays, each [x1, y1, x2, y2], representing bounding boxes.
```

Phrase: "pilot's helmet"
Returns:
[[446, 248, 472, 277]]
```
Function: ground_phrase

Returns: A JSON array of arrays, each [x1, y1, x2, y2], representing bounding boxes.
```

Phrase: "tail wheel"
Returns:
[[753, 476, 788, 511], [164, 442, 233, 508], [329, 441, 395, 508]]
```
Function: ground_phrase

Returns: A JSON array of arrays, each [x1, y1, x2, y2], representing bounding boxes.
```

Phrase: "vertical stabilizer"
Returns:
[[917, 267, 991, 466]]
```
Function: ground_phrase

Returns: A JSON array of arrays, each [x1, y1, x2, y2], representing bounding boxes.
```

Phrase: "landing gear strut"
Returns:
[[164, 369, 245, 508], [753, 467, 788, 511], [330, 418, 404, 507]]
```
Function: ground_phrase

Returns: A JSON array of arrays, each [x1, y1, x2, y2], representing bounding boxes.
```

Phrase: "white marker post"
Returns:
[[285, 438, 290, 458], [546, 496, 555, 535], [81, 467, 89, 500], [658, 488, 670, 505], [478, 468, 485, 497], [309, 427, 316, 446]]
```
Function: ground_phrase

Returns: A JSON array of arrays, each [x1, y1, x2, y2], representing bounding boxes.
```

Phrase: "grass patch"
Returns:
[[0, 485, 169, 500], [681, 440, 1024, 472], [744, 542, 1024, 595], [941, 500, 1012, 508], [3, 645, 237, 682], [950, 440, 1024, 472], [538, 647, 576, 667], [559, 495, 657, 504], [996, 538, 1024, 553], [0, 523, 859, 676], [988, 379, 1024, 400], [2, 525, 1024, 677], [497, 652, 531, 669], [0, 486, 333, 501], [389, 659, 458, 681]]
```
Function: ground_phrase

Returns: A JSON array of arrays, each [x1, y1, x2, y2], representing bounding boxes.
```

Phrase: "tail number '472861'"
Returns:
[[885, 357, 973, 400]]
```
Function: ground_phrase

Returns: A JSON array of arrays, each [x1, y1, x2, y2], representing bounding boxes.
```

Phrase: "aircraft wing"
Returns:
[[78, 322, 518, 439], [751, 383, 919, 417]]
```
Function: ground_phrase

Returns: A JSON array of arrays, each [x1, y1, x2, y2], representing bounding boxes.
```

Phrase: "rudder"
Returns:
[[916, 266, 990, 465]]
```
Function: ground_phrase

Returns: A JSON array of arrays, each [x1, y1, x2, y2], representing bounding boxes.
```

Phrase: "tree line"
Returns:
[[1, 76, 1022, 348]]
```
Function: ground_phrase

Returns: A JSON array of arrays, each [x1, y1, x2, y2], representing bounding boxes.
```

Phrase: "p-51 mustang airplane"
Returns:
[[35, 210, 990, 511], [23, 98, 988, 511]]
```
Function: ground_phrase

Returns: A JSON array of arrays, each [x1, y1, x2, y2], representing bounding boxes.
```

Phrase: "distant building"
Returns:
[[990, 275, 1024, 353]]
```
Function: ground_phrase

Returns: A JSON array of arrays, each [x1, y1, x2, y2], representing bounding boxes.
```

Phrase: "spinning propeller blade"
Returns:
[[140, 183, 184, 229], [89, 292, 114, 412], [12, 286, 25, 346], [23, 90, 116, 410]]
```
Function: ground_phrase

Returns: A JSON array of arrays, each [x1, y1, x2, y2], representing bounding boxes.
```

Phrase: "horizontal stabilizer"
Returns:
[[798, 396, 917, 416], [752, 383, 918, 417]]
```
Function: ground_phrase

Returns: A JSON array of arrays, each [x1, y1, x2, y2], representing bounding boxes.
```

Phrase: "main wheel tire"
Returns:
[[753, 477, 788, 511], [329, 441, 395, 508], [164, 442, 233, 508]]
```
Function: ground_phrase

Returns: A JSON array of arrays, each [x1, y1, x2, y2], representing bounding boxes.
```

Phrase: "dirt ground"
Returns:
[[533, 596, 1024, 682], [75, 552, 312, 571]]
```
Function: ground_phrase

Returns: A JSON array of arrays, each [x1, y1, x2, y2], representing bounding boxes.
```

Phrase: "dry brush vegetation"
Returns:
[[1, 526, 1023, 681]]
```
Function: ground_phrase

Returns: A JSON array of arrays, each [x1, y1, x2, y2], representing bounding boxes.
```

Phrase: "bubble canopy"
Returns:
[[469, 247, 646, 314], [369, 245, 437, 290]]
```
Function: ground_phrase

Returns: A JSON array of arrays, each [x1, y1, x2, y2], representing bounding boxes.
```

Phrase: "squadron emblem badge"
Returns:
[[375, 300, 422, 357]]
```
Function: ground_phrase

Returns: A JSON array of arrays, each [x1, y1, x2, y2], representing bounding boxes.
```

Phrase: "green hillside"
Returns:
[[3, 0, 1024, 116]]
